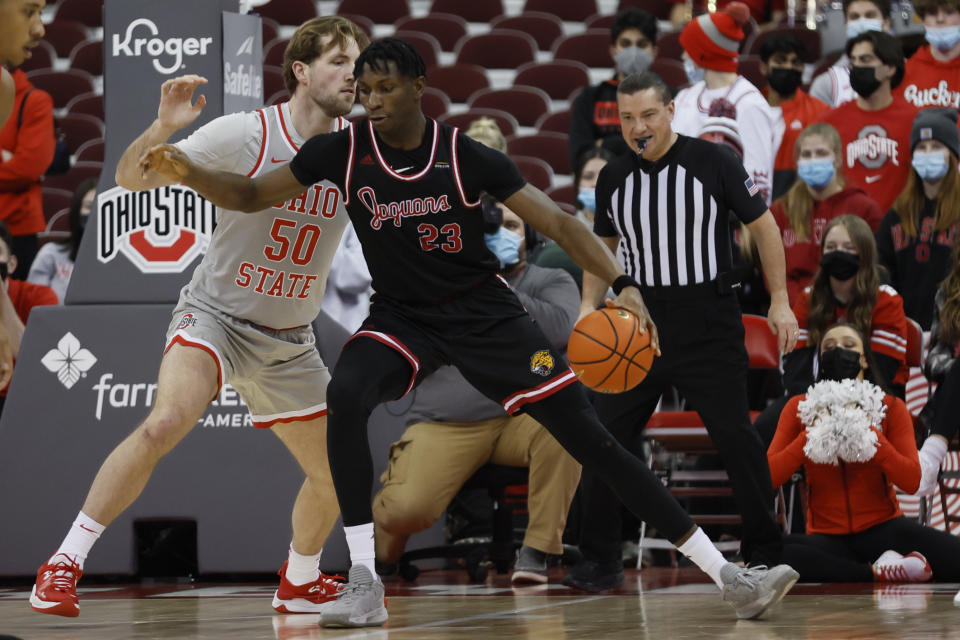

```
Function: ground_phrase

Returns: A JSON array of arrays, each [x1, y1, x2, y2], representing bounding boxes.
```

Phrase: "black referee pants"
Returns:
[[577, 284, 783, 566]]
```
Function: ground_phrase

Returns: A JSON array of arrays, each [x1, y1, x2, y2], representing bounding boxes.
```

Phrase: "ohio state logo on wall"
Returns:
[[96, 185, 217, 274]]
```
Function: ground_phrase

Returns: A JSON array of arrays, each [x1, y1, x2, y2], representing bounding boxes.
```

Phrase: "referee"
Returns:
[[566, 71, 800, 592]]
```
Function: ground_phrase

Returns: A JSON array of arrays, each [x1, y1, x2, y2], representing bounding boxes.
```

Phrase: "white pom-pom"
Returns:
[[798, 378, 886, 466]]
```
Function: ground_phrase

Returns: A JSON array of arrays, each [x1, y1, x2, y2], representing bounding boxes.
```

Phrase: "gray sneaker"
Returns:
[[720, 563, 799, 620], [320, 564, 387, 628], [511, 545, 548, 584]]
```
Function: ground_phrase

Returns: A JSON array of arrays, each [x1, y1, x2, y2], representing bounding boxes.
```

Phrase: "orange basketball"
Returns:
[[568, 308, 654, 393]]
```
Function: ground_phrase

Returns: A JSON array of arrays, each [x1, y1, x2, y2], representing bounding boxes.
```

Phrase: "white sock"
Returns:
[[55, 511, 106, 570], [343, 522, 378, 580], [676, 528, 727, 588], [285, 544, 321, 586]]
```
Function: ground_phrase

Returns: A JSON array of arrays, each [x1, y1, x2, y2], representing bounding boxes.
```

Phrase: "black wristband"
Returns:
[[611, 274, 641, 296]]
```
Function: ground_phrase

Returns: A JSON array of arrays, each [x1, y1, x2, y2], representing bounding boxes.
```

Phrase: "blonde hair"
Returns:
[[283, 16, 371, 94], [779, 123, 845, 242], [464, 117, 506, 153], [892, 151, 960, 237]]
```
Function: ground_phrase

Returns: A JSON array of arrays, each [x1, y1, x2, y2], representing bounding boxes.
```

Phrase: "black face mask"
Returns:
[[849, 65, 882, 98], [819, 250, 860, 281], [819, 347, 863, 381], [767, 67, 803, 96]]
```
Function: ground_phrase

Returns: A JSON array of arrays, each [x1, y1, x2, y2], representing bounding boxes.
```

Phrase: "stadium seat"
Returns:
[[395, 13, 468, 51], [552, 30, 614, 68], [263, 66, 285, 104], [491, 12, 563, 51], [422, 87, 450, 120], [54, 0, 103, 27], [42, 161, 103, 194], [19, 41, 55, 73], [337, 0, 409, 24], [263, 38, 289, 68], [261, 17, 280, 47], [507, 132, 570, 175], [745, 25, 822, 61], [57, 113, 104, 154], [511, 155, 553, 191], [69, 40, 103, 76], [43, 209, 72, 243], [339, 14, 375, 38], [75, 138, 104, 163], [619, 0, 674, 20], [468, 86, 550, 127], [431, 0, 503, 22], [440, 108, 519, 138], [393, 31, 441, 69], [515, 59, 590, 100], [812, 51, 844, 80], [42, 187, 73, 223], [585, 13, 616, 30], [255, 0, 317, 25], [738, 55, 767, 91], [524, 0, 597, 22], [656, 31, 684, 61], [427, 63, 489, 103], [65, 92, 103, 121], [26, 69, 95, 109], [535, 109, 571, 134], [455, 30, 537, 69], [650, 58, 690, 90], [546, 183, 577, 208], [43, 20, 87, 58], [267, 90, 290, 106]]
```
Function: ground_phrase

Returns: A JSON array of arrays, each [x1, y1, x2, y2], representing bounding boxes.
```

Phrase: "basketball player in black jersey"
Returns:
[[140, 38, 799, 628]]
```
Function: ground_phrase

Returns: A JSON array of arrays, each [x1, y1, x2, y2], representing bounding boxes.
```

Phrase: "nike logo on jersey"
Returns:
[[394, 165, 414, 173], [271, 157, 286, 164], [865, 175, 882, 184]]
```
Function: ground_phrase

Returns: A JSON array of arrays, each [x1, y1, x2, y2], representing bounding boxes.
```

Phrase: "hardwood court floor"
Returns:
[[1, 568, 958, 639]]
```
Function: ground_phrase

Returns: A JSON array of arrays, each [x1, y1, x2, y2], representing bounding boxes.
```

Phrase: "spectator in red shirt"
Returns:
[[900, 0, 960, 110], [772, 123, 884, 306], [820, 31, 917, 213], [759, 34, 831, 200], [0, 0, 44, 127]]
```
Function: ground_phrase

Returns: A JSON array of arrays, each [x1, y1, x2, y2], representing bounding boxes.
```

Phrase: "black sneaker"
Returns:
[[562, 559, 624, 592], [511, 545, 548, 584]]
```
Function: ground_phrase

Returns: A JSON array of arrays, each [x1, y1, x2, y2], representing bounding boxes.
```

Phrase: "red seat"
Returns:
[[585, 13, 617, 30], [42, 161, 102, 193], [74, 137, 104, 163], [42, 188, 73, 223], [255, 0, 317, 25], [393, 31, 441, 69], [395, 13, 468, 51], [261, 17, 280, 47], [512, 155, 553, 191], [536, 110, 571, 134], [57, 113, 104, 154], [263, 66, 285, 103], [440, 108, 519, 138], [456, 30, 537, 69], [54, 0, 103, 27], [468, 86, 551, 127], [507, 132, 571, 175], [267, 90, 290, 106], [431, 0, 503, 22], [546, 183, 577, 207], [656, 30, 684, 61], [338, 14, 375, 38], [619, 0, 674, 20], [337, 0, 409, 23], [19, 41, 56, 73], [43, 20, 87, 58], [65, 92, 103, 120], [650, 58, 690, 90], [491, 12, 563, 51], [515, 59, 590, 100], [26, 69, 94, 109], [738, 55, 767, 92], [263, 38, 289, 68], [428, 64, 489, 103], [44, 209, 72, 241], [69, 40, 102, 76], [524, 0, 597, 21], [421, 87, 450, 120], [745, 25, 822, 61], [552, 30, 613, 68]]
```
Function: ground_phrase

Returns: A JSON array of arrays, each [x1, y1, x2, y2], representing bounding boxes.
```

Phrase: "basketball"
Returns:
[[568, 308, 654, 393]]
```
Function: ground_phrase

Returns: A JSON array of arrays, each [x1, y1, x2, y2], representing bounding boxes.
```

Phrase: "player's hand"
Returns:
[[157, 74, 208, 130], [138, 144, 191, 183], [607, 287, 661, 356], [768, 298, 799, 354]]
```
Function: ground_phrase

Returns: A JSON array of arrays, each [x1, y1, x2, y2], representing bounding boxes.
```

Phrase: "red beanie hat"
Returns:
[[679, 2, 750, 73]]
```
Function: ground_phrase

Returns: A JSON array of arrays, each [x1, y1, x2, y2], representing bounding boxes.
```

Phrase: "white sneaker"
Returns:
[[953, 588, 960, 606], [871, 550, 932, 582], [320, 565, 387, 628], [720, 563, 799, 620]]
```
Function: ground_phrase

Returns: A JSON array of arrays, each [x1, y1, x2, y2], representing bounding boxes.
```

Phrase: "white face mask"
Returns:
[[846, 17, 884, 39], [684, 58, 705, 84]]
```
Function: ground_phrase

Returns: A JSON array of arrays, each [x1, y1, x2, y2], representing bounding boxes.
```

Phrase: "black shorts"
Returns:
[[348, 275, 577, 414]]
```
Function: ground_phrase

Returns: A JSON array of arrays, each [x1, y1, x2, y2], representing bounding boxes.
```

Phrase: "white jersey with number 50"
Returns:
[[174, 102, 349, 329]]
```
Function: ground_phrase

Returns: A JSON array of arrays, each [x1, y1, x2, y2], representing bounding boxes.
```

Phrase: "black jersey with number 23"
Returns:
[[290, 118, 526, 304]]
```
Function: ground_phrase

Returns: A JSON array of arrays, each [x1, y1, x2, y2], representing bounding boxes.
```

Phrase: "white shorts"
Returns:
[[164, 300, 329, 428]]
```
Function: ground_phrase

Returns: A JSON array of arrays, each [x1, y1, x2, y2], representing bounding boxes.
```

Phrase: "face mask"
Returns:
[[615, 46, 653, 76], [578, 187, 597, 213], [684, 58, 704, 84], [767, 67, 803, 95], [849, 65, 882, 99], [797, 158, 836, 189], [819, 347, 863, 381], [485, 227, 522, 268], [819, 250, 860, 281], [925, 24, 960, 51], [846, 17, 884, 39], [912, 150, 950, 181]]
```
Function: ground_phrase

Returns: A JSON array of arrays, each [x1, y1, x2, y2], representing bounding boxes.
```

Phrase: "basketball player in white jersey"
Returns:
[[29, 16, 370, 618]]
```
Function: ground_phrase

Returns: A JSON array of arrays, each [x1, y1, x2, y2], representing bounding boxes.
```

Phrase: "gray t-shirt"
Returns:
[[27, 241, 72, 302]]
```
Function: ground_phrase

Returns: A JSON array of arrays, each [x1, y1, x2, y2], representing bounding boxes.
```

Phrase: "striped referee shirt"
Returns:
[[594, 135, 768, 287]]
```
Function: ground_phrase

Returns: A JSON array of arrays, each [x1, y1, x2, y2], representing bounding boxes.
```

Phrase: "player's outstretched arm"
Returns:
[[0, 68, 14, 128], [746, 210, 798, 354], [116, 75, 208, 191], [138, 143, 305, 213]]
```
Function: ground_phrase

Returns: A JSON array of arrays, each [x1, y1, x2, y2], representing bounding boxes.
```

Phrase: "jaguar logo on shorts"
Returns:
[[176, 313, 197, 330], [530, 350, 555, 377]]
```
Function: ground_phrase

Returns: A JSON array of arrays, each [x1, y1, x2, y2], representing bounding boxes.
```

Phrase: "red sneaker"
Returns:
[[30, 554, 83, 617], [272, 560, 344, 613]]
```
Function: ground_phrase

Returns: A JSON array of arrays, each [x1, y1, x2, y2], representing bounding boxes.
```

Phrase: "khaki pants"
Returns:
[[373, 414, 581, 560]]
